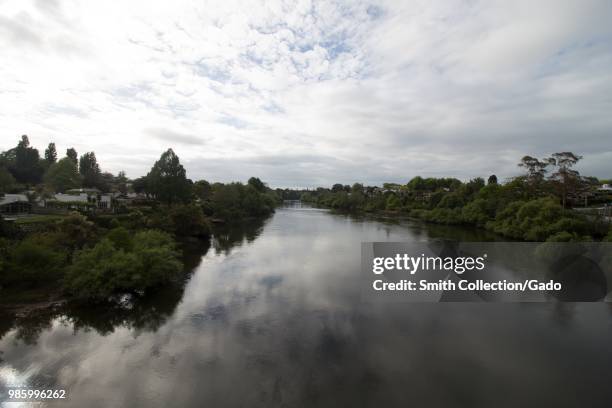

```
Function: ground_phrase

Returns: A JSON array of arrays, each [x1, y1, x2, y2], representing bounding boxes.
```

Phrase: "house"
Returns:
[[43, 192, 113, 211], [598, 184, 612, 192], [0, 194, 31, 215]]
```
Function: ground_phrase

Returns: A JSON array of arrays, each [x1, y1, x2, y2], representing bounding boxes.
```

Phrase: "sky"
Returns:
[[1, 0, 611, 188]]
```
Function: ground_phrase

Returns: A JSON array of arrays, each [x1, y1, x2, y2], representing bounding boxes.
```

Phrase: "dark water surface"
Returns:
[[1, 203, 612, 407]]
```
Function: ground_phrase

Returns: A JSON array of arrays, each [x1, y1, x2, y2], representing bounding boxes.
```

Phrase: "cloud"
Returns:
[[0, 0, 611, 186], [146, 127, 204, 146]]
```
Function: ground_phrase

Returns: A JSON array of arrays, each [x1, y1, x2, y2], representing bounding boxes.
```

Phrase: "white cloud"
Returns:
[[0, 0, 611, 187]]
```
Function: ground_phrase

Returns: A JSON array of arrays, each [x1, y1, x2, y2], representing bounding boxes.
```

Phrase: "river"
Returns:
[[1, 203, 612, 407]]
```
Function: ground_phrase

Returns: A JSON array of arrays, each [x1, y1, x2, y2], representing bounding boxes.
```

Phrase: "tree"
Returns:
[[193, 180, 211, 200], [132, 176, 149, 195], [407, 176, 426, 191], [487, 174, 498, 185], [11, 135, 43, 184], [247, 177, 266, 192], [0, 167, 16, 193], [169, 204, 210, 237], [518, 155, 549, 197], [44, 143, 57, 164], [57, 212, 97, 250], [547, 152, 583, 209], [44, 157, 82, 192], [79, 152, 102, 188], [66, 148, 78, 165], [147, 149, 191, 205], [331, 183, 344, 193], [116, 171, 128, 194]]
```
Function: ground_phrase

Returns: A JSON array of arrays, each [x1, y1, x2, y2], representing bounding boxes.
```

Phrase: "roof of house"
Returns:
[[50, 193, 89, 203], [0, 194, 29, 206]]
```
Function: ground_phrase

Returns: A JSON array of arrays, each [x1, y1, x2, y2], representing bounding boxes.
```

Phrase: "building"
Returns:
[[598, 184, 612, 192], [43, 192, 113, 211], [0, 194, 31, 215]]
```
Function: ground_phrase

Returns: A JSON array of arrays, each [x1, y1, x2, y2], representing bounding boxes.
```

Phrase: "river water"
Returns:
[[1, 203, 612, 407]]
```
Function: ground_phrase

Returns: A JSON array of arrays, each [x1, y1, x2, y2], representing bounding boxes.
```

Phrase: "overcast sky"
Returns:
[[1, 0, 611, 187]]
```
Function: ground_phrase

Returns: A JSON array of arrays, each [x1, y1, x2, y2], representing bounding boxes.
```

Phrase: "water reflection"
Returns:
[[1, 204, 612, 407]]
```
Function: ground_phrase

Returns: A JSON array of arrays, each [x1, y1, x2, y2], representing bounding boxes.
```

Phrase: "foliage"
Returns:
[[146, 149, 191, 205], [56, 212, 97, 249], [44, 157, 82, 192], [192, 179, 211, 200], [106, 226, 134, 251], [168, 204, 211, 237], [64, 230, 182, 300], [7, 135, 44, 185], [0, 166, 17, 193], [247, 177, 266, 192], [44, 143, 57, 164], [79, 152, 103, 189], [299, 152, 608, 242], [208, 182, 278, 220], [0, 235, 66, 287]]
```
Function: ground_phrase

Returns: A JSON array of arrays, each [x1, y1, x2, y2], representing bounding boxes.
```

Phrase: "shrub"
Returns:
[[169, 204, 210, 237], [461, 199, 490, 227], [56, 212, 97, 249], [2, 237, 66, 286], [64, 230, 182, 300], [106, 227, 133, 252], [386, 195, 400, 210]]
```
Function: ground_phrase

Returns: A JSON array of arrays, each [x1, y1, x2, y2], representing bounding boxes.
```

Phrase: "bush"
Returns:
[[2, 237, 66, 286], [56, 212, 97, 249], [64, 230, 182, 300], [386, 195, 400, 210], [461, 199, 490, 227], [169, 204, 210, 237], [107, 227, 133, 251]]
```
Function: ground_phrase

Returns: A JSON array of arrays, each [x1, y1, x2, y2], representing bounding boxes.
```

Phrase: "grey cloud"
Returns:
[[0, 14, 42, 47], [146, 127, 205, 146]]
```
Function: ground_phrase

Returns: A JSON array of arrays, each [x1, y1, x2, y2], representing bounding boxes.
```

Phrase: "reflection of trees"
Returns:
[[211, 216, 269, 255], [9, 309, 56, 345], [0, 239, 212, 343]]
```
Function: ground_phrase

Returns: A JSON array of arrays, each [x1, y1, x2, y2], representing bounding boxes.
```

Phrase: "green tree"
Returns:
[[518, 155, 553, 198], [487, 174, 497, 185], [331, 183, 344, 193], [147, 149, 191, 205], [79, 152, 102, 188], [65, 230, 182, 300], [386, 194, 400, 210], [547, 152, 583, 209], [247, 177, 266, 192], [44, 157, 81, 192], [66, 148, 78, 165], [116, 171, 128, 194], [57, 212, 97, 250], [0, 167, 16, 193], [169, 204, 210, 237], [193, 179, 211, 200], [3, 237, 66, 286], [44, 143, 57, 164], [132, 176, 149, 195], [107, 226, 134, 252], [11, 135, 43, 184]]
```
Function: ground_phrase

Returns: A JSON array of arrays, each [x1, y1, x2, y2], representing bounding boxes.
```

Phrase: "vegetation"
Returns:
[[300, 153, 610, 242], [64, 230, 182, 300], [0, 135, 280, 301]]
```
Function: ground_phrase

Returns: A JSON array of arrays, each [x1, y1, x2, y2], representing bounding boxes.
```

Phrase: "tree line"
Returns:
[[300, 152, 611, 242]]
